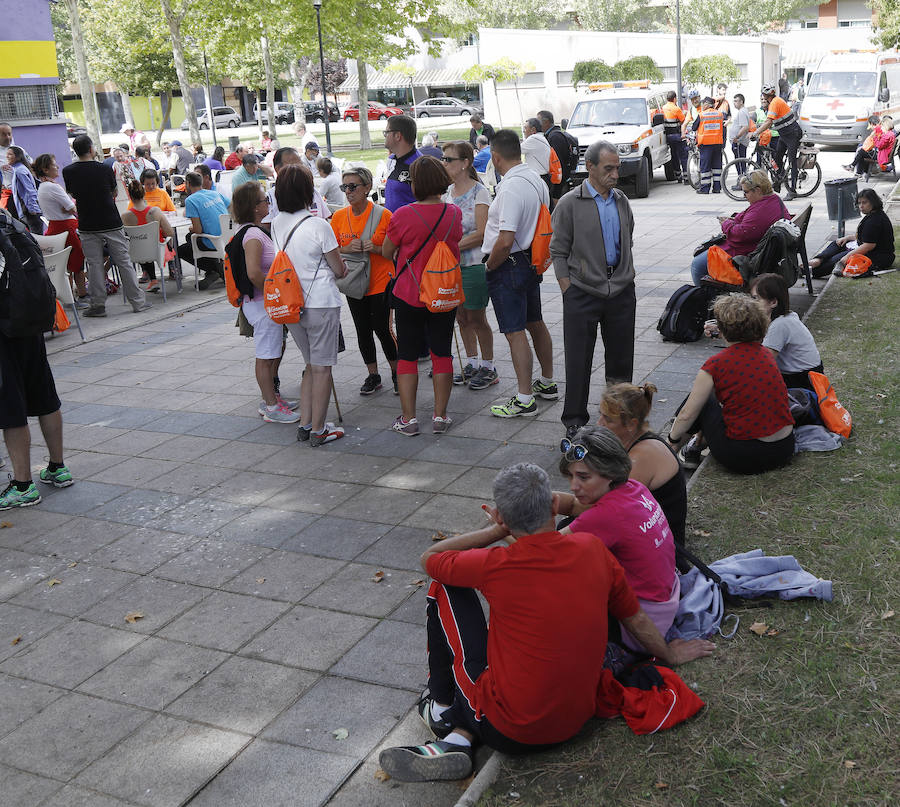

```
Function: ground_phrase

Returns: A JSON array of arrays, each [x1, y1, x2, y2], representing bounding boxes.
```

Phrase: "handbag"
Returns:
[[336, 203, 384, 300]]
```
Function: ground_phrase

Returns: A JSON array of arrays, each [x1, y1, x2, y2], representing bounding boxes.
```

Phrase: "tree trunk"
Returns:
[[155, 91, 171, 147], [492, 78, 502, 128], [513, 81, 523, 130], [357, 59, 371, 150], [289, 58, 311, 123], [120, 92, 135, 128], [159, 0, 200, 147], [255, 89, 265, 140], [261, 33, 277, 134], [63, 0, 101, 152]]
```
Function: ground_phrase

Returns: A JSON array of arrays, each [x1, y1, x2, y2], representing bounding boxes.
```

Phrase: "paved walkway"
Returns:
[[0, 150, 870, 807]]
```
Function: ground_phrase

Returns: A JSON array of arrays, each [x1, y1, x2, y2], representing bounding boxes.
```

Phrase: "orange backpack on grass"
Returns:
[[264, 216, 314, 324], [842, 254, 872, 277], [409, 205, 464, 313], [809, 371, 852, 438]]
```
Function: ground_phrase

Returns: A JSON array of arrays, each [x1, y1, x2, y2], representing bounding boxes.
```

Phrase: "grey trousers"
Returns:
[[561, 282, 636, 429], [79, 227, 146, 310]]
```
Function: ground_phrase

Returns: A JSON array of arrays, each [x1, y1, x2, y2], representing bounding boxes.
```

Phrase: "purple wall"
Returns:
[[0, 1, 52, 41], [12, 123, 71, 168]]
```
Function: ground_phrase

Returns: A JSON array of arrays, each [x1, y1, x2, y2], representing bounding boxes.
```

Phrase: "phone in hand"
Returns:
[[704, 319, 720, 338]]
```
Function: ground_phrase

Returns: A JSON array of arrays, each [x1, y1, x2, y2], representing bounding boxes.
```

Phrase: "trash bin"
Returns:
[[825, 177, 860, 221], [228, 135, 240, 152]]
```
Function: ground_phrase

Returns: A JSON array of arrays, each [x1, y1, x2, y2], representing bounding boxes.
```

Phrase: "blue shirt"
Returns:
[[473, 147, 492, 172], [184, 188, 229, 248], [385, 148, 421, 212], [585, 181, 621, 267]]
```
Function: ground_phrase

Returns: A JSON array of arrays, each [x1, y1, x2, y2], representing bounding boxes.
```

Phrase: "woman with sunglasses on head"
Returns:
[[690, 169, 788, 286], [599, 383, 687, 568], [442, 141, 496, 390], [555, 426, 679, 650], [330, 166, 397, 395]]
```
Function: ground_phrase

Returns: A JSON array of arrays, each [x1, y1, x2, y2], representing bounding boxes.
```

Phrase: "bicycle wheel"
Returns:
[[721, 159, 758, 201], [793, 162, 822, 198], [687, 152, 701, 189]]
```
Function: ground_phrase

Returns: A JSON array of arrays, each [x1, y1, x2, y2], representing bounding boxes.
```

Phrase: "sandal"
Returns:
[[146, 280, 161, 293]]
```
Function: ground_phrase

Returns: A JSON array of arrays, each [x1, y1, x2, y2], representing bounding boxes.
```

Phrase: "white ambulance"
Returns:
[[799, 49, 900, 146]]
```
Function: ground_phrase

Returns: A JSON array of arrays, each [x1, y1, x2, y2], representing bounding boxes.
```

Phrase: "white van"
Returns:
[[799, 49, 900, 146], [564, 82, 673, 198]]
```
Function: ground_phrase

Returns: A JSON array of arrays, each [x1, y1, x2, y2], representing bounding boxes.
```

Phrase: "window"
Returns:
[[557, 70, 573, 86], [499, 72, 544, 88], [0, 85, 59, 122]]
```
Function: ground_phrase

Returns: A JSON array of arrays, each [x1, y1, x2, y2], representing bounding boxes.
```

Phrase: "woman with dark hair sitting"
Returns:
[[204, 146, 226, 172], [555, 425, 679, 650], [749, 273, 823, 391], [808, 188, 895, 277], [669, 293, 794, 473], [121, 179, 174, 294]]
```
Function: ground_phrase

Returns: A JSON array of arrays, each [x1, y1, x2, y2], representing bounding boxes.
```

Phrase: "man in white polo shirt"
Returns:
[[521, 117, 552, 189], [481, 130, 556, 418]]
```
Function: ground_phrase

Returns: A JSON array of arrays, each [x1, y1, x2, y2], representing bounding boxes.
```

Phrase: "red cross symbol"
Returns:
[[826, 99, 844, 110]]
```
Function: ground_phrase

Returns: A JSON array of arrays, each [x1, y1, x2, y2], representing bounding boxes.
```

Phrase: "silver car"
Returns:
[[413, 97, 483, 118], [180, 106, 242, 130]]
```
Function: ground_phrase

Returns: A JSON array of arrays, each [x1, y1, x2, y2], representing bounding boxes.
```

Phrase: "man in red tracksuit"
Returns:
[[378, 462, 715, 782]]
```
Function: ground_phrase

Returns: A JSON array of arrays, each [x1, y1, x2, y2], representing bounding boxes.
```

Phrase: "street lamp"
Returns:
[[312, 0, 333, 155], [676, 0, 683, 106]]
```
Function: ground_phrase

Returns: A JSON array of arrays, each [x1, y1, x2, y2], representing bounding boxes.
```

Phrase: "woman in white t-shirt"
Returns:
[[32, 153, 87, 298], [316, 157, 346, 208], [271, 164, 348, 446], [442, 141, 494, 391], [750, 273, 823, 391]]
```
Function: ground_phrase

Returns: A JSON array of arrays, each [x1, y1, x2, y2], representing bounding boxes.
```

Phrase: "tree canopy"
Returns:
[[572, 56, 663, 88], [682, 54, 741, 93]]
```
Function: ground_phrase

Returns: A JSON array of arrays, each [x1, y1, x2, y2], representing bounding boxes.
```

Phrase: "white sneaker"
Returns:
[[310, 422, 345, 446], [263, 402, 302, 424]]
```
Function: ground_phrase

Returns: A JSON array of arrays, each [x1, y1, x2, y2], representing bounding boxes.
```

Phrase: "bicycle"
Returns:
[[721, 140, 822, 202], [685, 132, 701, 190]]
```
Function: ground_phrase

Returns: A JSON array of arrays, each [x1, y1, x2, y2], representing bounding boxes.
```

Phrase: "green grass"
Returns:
[[478, 274, 900, 807]]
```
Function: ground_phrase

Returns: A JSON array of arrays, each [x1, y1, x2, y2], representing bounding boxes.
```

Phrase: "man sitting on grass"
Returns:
[[378, 463, 715, 782]]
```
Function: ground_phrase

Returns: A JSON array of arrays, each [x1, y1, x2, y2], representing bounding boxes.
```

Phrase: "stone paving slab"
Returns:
[[0, 152, 854, 806]]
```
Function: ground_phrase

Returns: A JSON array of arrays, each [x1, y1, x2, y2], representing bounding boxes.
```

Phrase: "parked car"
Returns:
[[303, 101, 340, 123], [65, 119, 87, 139], [343, 101, 404, 122], [180, 106, 242, 130], [413, 97, 483, 118], [253, 102, 295, 124]]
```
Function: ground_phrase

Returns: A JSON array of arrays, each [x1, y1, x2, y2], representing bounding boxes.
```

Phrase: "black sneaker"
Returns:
[[379, 740, 473, 782], [415, 690, 453, 739], [531, 379, 559, 400], [198, 272, 222, 290], [391, 371, 399, 395], [360, 373, 382, 395], [83, 306, 107, 318], [297, 425, 311, 442], [678, 436, 704, 470], [453, 362, 477, 386]]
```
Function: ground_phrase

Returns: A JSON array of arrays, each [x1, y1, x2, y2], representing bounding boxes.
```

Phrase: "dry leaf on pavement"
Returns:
[[256, 578, 266, 584], [374, 769, 391, 782], [749, 622, 768, 636], [47, 578, 62, 587], [432, 531, 448, 542], [371, 571, 385, 583], [68, 562, 77, 568], [124, 611, 144, 624], [11, 636, 21, 646], [0, 521, 13, 528], [331, 728, 349, 740], [410, 579, 425, 587]]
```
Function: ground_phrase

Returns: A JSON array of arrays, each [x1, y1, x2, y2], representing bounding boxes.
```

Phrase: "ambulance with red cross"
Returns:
[[799, 49, 900, 146]]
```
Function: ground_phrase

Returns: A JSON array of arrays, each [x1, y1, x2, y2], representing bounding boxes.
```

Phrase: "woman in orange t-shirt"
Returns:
[[129, 168, 176, 214], [330, 166, 397, 395]]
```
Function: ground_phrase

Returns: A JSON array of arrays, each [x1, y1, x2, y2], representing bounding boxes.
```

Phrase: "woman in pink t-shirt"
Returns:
[[555, 425, 678, 650]]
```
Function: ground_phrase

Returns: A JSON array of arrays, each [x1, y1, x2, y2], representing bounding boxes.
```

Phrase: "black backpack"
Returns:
[[0, 211, 56, 338], [657, 284, 711, 343], [560, 129, 580, 172], [223, 224, 262, 303]]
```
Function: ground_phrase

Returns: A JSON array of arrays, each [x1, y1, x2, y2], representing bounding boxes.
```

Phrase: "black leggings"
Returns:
[[392, 296, 455, 362], [347, 291, 397, 367], [688, 394, 794, 475], [782, 363, 824, 392]]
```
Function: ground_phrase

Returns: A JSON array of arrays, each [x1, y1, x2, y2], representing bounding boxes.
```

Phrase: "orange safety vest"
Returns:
[[662, 101, 685, 134], [697, 109, 724, 145], [766, 96, 797, 132]]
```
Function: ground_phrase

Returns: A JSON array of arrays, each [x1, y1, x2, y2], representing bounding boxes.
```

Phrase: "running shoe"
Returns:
[[432, 415, 453, 434], [277, 394, 300, 410], [531, 379, 559, 400], [392, 416, 420, 436], [379, 740, 473, 782], [453, 363, 477, 386], [360, 373, 383, 395], [38, 465, 74, 488], [263, 403, 302, 424], [0, 480, 42, 510], [678, 436, 704, 470], [297, 425, 311, 442], [309, 422, 345, 446], [415, 690, 453, 739], [490, 396, 538, 418], [468, 366, 499, 390]]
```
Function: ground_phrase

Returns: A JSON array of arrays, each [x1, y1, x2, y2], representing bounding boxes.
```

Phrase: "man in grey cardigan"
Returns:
[[549, 140, 636, 436]]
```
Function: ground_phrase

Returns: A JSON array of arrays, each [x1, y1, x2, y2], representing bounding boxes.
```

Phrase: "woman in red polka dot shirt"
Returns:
[[667, 293, 794, 474]]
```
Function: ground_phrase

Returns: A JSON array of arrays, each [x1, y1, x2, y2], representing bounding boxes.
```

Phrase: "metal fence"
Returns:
[[0, 85, 60, 122]]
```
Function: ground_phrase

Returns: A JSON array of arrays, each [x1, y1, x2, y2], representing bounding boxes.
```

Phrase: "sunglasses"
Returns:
[[339, 182, 363, 192], [559, 438, 588, 461], [441, 156, 464, 163]]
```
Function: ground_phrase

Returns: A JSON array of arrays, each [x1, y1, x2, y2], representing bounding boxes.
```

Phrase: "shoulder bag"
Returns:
[[336, 203, 384, 300]]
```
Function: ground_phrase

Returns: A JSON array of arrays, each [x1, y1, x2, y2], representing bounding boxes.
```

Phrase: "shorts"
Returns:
[[0, 332, 61, 430], [286, 307, 340, 366], [460, 263, 489, 310], [241, 296, 284, 359], [486, 252, 542, 334]]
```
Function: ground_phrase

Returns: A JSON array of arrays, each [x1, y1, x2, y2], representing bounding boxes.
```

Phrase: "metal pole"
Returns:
[[676, 0, 683, 105], [203, 50, 217, 148], [314, 1, 333, 155]]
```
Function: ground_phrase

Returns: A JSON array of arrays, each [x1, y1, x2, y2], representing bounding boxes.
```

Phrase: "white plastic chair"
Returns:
[[189, 231, 227, 292], [33, 232, 68, 256], [217, 170, 236, 201], [219, 212, 237, 241], [124, 221, 168, 302], [43, 247, 85, 342]]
